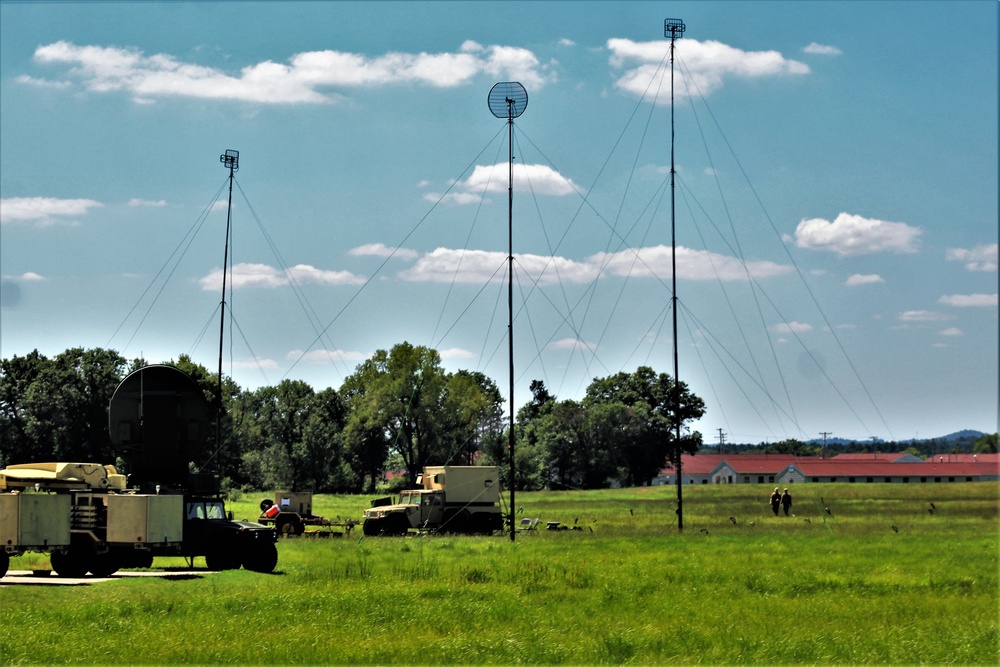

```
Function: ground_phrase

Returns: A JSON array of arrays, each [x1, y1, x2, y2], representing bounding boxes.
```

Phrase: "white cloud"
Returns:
[[287, 348, 365, 364], [770, 321, 813, 334], [558, 38, 576, 48], [549, 338, 597, 352], [198, 262, 365, 290], [938, 293, 998, 308], [18, 272, 46, 282], [0, 196, 103, 226], [898, 310, 953, 322], [423, 191, 484, 205], [845, 273, 884, 286], [946, 244, 998, 272], [938, 327, 963, 337], [438, 347, 476, 360], [230, 357, 279, 370], [30, 40, 555, 105], [398, 244, 791, 284], [460, 163, 581, 197], [793, 212, 921, 256], [348, 243, 418, 260], [127, 198, 167, 207], [16, 74, 72, 89], [803, 43, 842, 55], [607, 37, 809, 102]]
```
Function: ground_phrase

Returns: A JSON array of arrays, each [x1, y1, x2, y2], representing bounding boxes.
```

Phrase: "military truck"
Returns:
[[1, 462, 183, 577], [0, 365, 278, 577], [362, 466, 503, 536]]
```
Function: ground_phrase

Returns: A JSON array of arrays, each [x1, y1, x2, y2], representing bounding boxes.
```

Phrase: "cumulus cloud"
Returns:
[[463, 163, 580, 196], [898, 310, 953, 322], [127, 198, 167, 207], [230, 357, 279, 370], [198, 262, 365, 291], [0, 196, 103, 226], [18, 272, 46, 282], [29, 40, 555, 105], [425, 162, 580, 206], [791, 212, 921, 256], [770, 321, 813, 334], [549, 338, 597, 352], [938, 293, 998, 308], [607, 37, 809, 102], [845, 273, 884, 286], [348, 243, 418, 260], [286, 348, 365, 364], [938, 327, 963, 337], [398, 244, 791, 285], [438, 347, 476, 360], [946, 244, 998, 272], [803, 43, 842, 55]]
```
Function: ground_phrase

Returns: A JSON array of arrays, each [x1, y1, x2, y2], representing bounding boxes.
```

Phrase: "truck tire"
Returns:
[[386, 514, 410, 536], [51, 549, 90, 578], [89, 551, 120, 578], [0, 551, 8, 578], [242, 542, 278, 573], [442, 509, 471, 534], [276, 514, 304, 536], [363, 518, 383, 536], [470, 512, 498, 535]]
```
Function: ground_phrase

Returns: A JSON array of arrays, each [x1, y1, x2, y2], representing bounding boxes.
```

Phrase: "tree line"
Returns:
[[0, 345, 705, 493]]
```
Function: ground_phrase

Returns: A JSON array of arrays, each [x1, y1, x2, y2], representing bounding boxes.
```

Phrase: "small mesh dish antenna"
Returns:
[[488, 82, 528, 119]]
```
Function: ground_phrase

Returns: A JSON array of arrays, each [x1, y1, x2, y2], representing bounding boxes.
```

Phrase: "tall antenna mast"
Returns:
[[664, 18, 686, 531], [488, 82, 527, 542], [217, 149, 239, 454]]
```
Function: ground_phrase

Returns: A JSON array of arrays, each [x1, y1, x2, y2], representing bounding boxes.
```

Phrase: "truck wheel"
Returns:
[[0, 551, 8, 578], [89, 552, 120, 578], [276, 514, 303, 536], [443, 509, 471, 534], [470, 513, 497, 535], [243, 542, 278, 573], [386, 514, 410, 536], [51, 549, 90, 578], [363, 518, 383, 536]]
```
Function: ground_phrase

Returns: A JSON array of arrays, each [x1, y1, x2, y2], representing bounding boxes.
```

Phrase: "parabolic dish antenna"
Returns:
[[488, 82, 528, 119]]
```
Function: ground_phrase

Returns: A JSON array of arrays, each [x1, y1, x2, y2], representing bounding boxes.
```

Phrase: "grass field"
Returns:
[[3, 483, 998, 665]]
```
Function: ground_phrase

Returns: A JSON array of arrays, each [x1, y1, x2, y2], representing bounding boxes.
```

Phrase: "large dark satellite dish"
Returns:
[[488, 82, 528, 119], [109, 365, 209, 490]]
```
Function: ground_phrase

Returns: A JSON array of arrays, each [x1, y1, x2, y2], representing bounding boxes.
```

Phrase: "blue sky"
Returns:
[[1, 1, 997, 443]]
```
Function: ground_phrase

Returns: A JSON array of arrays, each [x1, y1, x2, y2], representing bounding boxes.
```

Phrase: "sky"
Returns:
[[1, 1, 997, 444]]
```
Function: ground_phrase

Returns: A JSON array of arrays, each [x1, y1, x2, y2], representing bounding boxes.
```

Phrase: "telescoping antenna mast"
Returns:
[[664, 18, 686, 531], [217, 149, 239, 450], [488, 82, 527, 542]]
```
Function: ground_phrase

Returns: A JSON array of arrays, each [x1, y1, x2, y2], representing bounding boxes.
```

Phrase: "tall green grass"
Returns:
[[4, 483, 997, 664]]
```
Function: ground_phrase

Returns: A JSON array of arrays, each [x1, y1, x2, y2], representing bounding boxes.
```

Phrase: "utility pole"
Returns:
[[717, 428, 727, 453], [820, 431, 832, 459]]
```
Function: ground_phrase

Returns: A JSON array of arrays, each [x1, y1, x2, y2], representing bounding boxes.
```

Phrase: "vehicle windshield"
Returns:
[[398, 491, 422, 505], [186, 500, 227, 520]]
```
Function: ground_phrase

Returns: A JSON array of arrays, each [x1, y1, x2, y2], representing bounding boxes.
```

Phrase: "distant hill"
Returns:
[[940, 430, 987, 441]]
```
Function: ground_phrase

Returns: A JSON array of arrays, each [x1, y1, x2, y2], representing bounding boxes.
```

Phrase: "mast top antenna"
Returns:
[[664, 19, 686, 39], [220, 149, 239, 172]]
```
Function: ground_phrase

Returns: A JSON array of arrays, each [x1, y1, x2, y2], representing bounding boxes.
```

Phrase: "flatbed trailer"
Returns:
[[258, 491, 356, 537]]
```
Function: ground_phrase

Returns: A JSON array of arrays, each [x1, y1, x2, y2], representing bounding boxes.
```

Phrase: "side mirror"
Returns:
[[228, 511, 234, 521]]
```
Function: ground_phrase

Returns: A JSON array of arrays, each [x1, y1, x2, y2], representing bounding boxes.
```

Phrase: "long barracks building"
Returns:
[[653, 453, 1000, 485]]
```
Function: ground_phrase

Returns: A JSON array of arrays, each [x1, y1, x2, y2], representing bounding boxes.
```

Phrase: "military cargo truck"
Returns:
[[362, 465, 503, 536]]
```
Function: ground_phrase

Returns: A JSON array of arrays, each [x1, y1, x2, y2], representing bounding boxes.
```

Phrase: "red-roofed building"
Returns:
[[653, 453, 1000, 485]]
